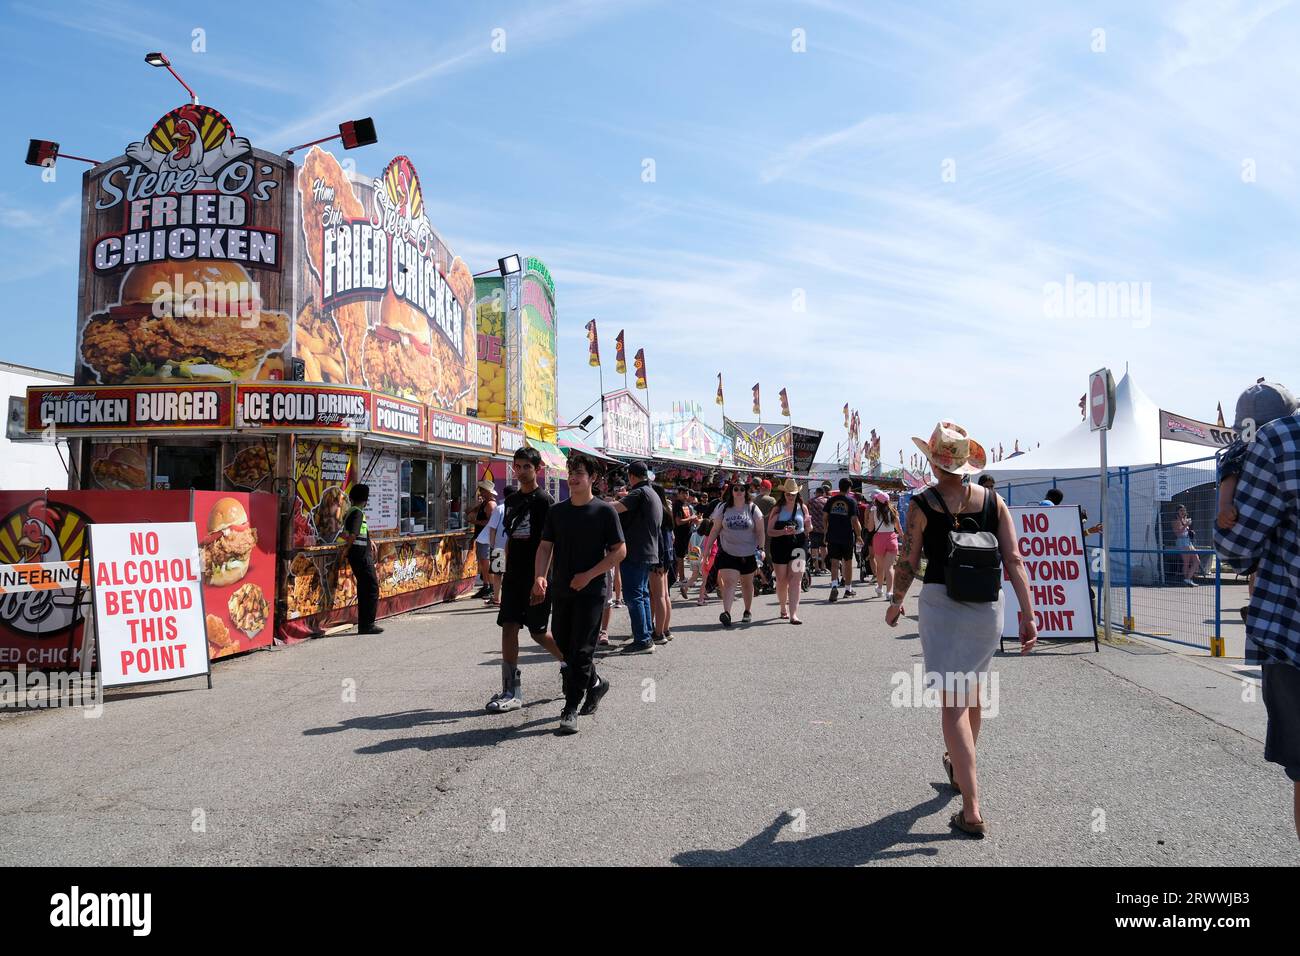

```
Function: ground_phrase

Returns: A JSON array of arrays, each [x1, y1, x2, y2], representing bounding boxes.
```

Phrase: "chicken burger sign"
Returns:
[[76, 105, 293, 387]]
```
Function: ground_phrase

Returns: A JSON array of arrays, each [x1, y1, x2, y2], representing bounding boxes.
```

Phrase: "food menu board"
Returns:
[[194, 490, 277, 661], [360, 450, 400, 532], [293, 441, 356, 547]]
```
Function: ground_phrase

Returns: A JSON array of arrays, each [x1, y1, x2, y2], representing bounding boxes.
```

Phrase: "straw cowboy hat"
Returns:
[[911, 421, 987, 476], [476, 479, 497, 496], [778, 477, 802, 496]]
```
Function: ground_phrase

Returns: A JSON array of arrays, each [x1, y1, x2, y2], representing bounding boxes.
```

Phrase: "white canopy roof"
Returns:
[[986, 371, 1212, 476]]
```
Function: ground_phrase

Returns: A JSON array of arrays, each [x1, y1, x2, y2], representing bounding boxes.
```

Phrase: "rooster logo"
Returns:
[[125, 105, 252, 181], [15, 502, 63, 564], [0, 498, 91, 638]]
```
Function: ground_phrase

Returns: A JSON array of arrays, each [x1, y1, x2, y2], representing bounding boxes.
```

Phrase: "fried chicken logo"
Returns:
[[383, 156, 424, 223], [0, 499, 92, 638], [124, 104, 252, 182]]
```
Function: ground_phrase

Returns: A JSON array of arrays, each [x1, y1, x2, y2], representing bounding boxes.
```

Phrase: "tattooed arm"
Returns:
[[886, 506, 925, 627]]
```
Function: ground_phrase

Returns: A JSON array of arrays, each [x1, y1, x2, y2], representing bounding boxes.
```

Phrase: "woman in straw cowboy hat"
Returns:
[[766, 478, 811, 624], [886, 421, 1037, 838]]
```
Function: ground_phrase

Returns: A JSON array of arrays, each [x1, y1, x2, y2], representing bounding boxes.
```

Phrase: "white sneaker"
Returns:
[[486, 691, 522, 712], [875, 584, 884, 598]]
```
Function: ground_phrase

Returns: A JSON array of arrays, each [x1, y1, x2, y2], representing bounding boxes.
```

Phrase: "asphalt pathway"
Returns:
[[1, 576, 1295, 866]]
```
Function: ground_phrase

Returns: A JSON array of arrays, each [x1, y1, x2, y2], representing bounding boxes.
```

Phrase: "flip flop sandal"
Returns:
[[943, 753, 961, 794], [950, 810, 988, 838]]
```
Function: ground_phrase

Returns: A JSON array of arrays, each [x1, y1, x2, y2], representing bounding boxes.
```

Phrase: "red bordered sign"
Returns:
[[371, 394, 424, 440], [27, 384, 234, 433], [426, 410, 495, 453], [235, 383, 370, 431]]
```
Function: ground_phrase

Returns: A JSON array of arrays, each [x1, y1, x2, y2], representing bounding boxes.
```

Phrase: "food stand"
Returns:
[[12, 103, 495, 667]]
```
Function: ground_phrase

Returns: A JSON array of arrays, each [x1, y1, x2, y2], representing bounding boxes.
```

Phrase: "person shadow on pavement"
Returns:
[[304, 706, 560, 754], [672, 784, 957, 866]]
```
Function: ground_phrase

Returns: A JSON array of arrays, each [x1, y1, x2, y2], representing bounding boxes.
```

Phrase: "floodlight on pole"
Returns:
[[144, 52, 198, 105], [282, 118, 378, 156], [24, 139, 100, 168]]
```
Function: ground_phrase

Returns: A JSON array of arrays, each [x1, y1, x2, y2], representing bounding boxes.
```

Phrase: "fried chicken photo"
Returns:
[[80, 261, 288, 384]]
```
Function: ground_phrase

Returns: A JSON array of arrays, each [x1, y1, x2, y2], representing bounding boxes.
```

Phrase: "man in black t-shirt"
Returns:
[[824, 477, 863, 602], [486, 447, 567, 713], [534, 452, 626, 734]]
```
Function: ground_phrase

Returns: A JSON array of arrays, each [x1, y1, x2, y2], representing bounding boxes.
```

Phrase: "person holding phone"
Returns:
[[767, 478, 810, 624]]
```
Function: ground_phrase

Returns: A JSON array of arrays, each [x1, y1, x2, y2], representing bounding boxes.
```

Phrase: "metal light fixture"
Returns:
[[497, 255, 521, 276], [25, 138, 100, 168], [144, 51, 198, 105], [283, 117, 378, 156]]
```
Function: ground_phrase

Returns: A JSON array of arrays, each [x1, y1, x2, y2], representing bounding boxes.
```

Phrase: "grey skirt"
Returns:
[[917, 584, 1003, 686]]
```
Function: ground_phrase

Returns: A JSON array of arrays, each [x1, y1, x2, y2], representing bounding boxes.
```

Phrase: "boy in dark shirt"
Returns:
[[533, 453, 626, 734], [486, 447, 566, 713]]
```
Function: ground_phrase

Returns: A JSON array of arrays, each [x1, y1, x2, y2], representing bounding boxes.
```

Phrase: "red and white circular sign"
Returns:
[[1089, 370, 1112, 431]]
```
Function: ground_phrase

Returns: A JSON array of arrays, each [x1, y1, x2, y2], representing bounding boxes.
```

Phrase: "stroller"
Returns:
[[755, 550, 811, 594], [856, 542, 874, 584]]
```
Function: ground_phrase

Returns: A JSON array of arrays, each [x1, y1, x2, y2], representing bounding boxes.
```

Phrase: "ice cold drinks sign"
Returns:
[[90, 523, 211, 688]]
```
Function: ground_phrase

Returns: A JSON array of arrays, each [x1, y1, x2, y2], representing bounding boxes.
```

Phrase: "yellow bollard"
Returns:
[[1210, 636, 1225, 657]]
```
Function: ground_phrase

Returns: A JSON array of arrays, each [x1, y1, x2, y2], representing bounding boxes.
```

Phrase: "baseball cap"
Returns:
[[1233, 382, 1298, 432], [760, 479, 772, 492], [628, 461, 649, 478]]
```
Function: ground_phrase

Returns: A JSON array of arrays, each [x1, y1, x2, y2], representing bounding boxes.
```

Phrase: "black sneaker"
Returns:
[[829, 585, 839, 603], [652, 633, 668, 645], [720, 611, 732, 628], [359, 625, 385, 634], [742, 610, 752, 622], [579, 677, 610, 716], [664, 629, 673, 642], [556, 709, 579, 735], [620, 640, 654, 654]]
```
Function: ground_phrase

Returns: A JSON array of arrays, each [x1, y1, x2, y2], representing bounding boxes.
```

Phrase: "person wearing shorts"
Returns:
[[823, 478, 863, 603], [702, 482, 765, 628], [471, 480, 498, 598], [767, 477, 810, 624], [867, 491, 901, 598], [486, 447, 567, 713]]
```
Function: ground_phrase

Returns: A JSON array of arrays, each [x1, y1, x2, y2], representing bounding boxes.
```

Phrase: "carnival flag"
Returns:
[[615, 330, 627, 374], [779, 388, 790, 418], [634, 349, 647, 389], [585, 319, 601, 367], [715, 373, 724, 406], [752, 383, 761, 416], [843, 403, 850, 429], [1216, 403, 1226, 427]]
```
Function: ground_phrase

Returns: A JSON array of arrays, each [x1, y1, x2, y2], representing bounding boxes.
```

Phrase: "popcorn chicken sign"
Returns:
[[89, 522, 211, 689]]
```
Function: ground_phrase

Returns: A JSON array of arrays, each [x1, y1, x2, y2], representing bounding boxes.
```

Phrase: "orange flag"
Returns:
[[615, 330, 626, 374], [779, 388, 790, 418]]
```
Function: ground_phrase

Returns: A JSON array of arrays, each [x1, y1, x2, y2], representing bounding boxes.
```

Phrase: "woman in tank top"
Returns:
[[766, 478, 810, 624], [867, 491, 901, 599], [885, 422, 1037, 839], [702, 482, 766, 628]]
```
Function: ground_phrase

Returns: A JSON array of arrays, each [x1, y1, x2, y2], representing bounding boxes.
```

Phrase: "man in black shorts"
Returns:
[[486, 446, 566, 713], [672, 486, 695, 582], [824, 477, 863, 603], [533, 452, 626, 735]]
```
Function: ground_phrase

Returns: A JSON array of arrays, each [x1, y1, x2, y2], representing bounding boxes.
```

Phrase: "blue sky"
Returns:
[[2, 0, 1298, 467]]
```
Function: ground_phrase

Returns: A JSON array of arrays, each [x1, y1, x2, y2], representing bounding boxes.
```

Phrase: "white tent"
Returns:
[[983, 372, 1217, 584]]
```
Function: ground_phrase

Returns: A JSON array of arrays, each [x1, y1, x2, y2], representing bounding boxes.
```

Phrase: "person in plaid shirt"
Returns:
[[1214, 405, 1300, 840]]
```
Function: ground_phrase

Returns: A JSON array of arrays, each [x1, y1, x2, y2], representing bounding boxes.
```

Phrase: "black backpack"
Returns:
[[927, 486, 1002, 603]]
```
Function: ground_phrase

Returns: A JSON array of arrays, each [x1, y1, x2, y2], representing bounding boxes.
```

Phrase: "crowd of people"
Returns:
[[400, 382, 1300, 842]]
